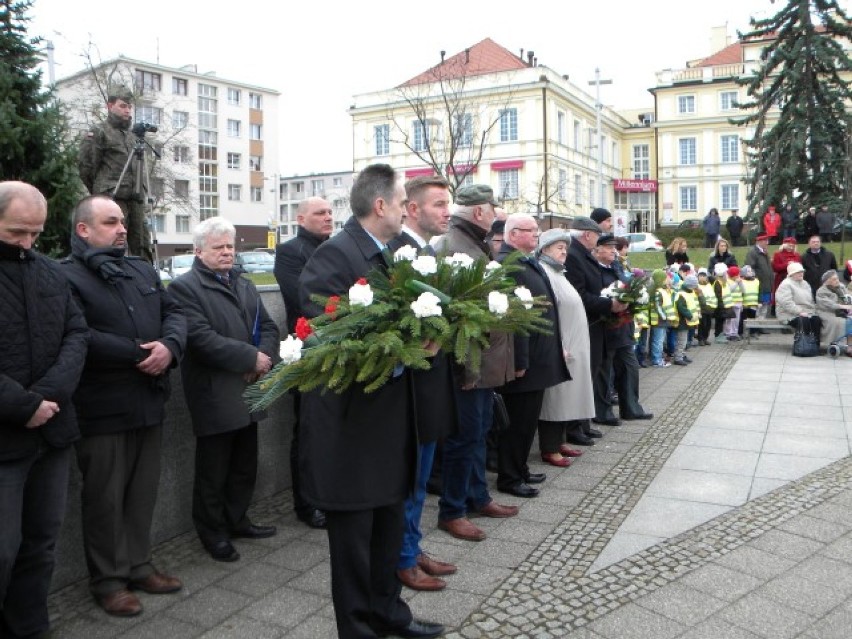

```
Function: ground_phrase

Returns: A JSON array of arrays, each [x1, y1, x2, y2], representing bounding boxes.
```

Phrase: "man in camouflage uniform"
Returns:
[[78, 87, 153, 262]]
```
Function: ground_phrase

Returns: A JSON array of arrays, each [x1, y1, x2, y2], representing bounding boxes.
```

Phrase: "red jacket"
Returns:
[[771, 249, 801, 296], [763, 211, 781, 238]]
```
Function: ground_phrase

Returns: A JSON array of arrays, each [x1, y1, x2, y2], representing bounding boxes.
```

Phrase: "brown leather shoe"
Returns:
[[416, 552, 457, 576], [129, 571, 183, 594], [397, 566, 446, 591], [438, 517, 486, 541], [96, 589, 142, 617], [471, 500, 519, 518]]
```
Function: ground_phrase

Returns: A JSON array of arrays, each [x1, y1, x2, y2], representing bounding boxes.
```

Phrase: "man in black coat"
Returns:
[[168, 216, 279, 564], [495, 214, 570, 498], [0, 182, 88, 639], [801, 235, 838, 299], [726, 210, 744, 247], [273, 197, 333, 530], [298, 164, 443, 639], [61, 195, 187, 617], [564, 217, 627, 435]]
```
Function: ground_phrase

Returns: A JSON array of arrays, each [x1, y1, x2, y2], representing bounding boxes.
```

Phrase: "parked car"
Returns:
[[676, 219, 703, 231], [164, 254, 195, 278], [236, 251, 275, 273], [625, 232, 664, 252]]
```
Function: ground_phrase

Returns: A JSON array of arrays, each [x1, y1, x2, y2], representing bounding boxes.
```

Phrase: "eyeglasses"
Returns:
[[514, 227, 539, 233]]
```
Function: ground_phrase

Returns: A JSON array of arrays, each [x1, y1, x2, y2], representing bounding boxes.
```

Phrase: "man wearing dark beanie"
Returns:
[[590, 208, 613, 233]]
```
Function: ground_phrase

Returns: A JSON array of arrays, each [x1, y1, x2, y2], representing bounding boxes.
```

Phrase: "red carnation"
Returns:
[[295, 317, 313, 340], [356, 277, 368, 286], [324, 295, 341, 315]]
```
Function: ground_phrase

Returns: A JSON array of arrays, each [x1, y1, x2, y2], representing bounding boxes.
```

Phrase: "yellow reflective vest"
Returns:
[[677, 290, 701, 327], [729, 279, 744, 305], [713, 278, 733, 309], [741, 278, 760, 308], [698, 282, 717, 310], [653, 288, 678, 326]]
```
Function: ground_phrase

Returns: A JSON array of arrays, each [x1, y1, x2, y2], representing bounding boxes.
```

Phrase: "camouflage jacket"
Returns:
[[78, 112, 137, 199]]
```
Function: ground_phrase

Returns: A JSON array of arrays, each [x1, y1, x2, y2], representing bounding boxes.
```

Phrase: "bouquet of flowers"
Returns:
[[601, 272, 651, 328], [244, 249, 552, 410]]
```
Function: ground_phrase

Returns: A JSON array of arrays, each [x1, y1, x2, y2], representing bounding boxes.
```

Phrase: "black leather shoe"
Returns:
[[498, 483, 539, 498], [232, 524, 277, 539], [592, 417, 621, 426], [297, 508, 327, 529], [377, 619, 445, 638], [623, 413, 654, 420], [565, 432, 595, 446], [525, 473, 546, 484], [205, 540, 240, 562], [587, 427, 603, 438]]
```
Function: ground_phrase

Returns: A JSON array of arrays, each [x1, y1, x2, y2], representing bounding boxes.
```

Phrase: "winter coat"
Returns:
[[815, 283, 849, 345], [775, 277, 817, 323], [665, 250, 689, 266], [78, 112, 138, 199], [565, 240, 613, 375], [273, 226, 327, 333], [60, 250, 186, 436], [0, 240, 88, 461], [803, 214, 819, 239], [801, 248, 838, 299], [744, 245, 773, 296], [816, 210, 835, 234], [708, 251, 738, 273], [763, 211, 781, 238], [168, 259, 279, 437], [771, 249, 802, 296], [702, 214, 721, 236], [726, 215, 744, 238]]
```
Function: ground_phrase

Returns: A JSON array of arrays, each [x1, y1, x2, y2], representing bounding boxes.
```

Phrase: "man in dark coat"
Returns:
[[60, 195, 186, 617], [495, 214, 570, 498], [744, 234, 773, 317], [387, 176, 457, 592], [726, 210, 744, 247], [298, 164, 443, 639], [564, 217, 627, 435], [0, 182, 89, 639], [168, 216, 279, 564], [273, 197, 333, 530], [781, 203, 799, 241], [801, 235, 838, 299]]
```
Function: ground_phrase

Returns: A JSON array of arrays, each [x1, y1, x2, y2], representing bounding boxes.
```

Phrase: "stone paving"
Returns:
[[46, 334, 852, 638]]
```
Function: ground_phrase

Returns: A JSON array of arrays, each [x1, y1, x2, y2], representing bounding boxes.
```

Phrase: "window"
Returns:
[[677, 95, 695, 114], [135, 70, 161, 93], [172, 77, 188, 96], [632, 144, 650, 179], [172, 111, 188, 129], [227, 119, 241, 137], [601, 135, 607, 164], [198, 83, 217, 98], [589, 179, 596, 207], [228, 184, 242, 201], [412, 120, 428, 152], [573, 120, 580, 151], [721, 184, 739, 209], [198, 130, 218, 145], [197, 113, 217, 129], [679, 138, 697, 165], [152, 214, 165, 233], [557, 111, 565, 145], [172, 145, 190, 163], [574, 174, 582, 205], [174, 179, 189, 199], [720, 135, 739, 163], [227, 88, 241, 106], [197, 146, 217, 161], [248, 93, 262, 109], [175, 215, 190, 233], [293, 181, 304, 194], [454, 113, 472, 148], [250, 186, 263, 202], [333, 177, 343, 187], [227, 152, 241, 169], [311, 179, 324, 196], [250, 124, 262, 140], [680, 186, 697, 211], [499, 108, 518, 142], [249, 155, 262, 171], [498, 169, 518, 199], [375, 124, 390, 156], [199, 194, 218, 220], [720, 91, 738, 111], [136, 106, 162, 126], [558, 169, 567, 201]]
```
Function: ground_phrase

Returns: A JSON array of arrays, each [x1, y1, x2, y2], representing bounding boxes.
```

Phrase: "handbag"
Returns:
[[792, 327, 819, 357]]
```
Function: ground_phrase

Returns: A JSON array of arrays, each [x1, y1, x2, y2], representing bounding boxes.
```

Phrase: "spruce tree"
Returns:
[[0, 0, 82, 255], [735, 0, 852, 219]]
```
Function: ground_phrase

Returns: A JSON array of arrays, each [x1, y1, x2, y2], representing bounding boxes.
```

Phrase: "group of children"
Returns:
[[633, 262, 762, 367]]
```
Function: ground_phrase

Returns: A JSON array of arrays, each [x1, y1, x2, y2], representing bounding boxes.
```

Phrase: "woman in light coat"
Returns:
[[775, 262, 822, 341], [536, 229, 595, 466], [815, 269, 852, 348]]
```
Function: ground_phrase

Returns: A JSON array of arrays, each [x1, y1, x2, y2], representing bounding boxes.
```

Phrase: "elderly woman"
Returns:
[[815, 269, 852, 350], [775, 262, 822, 341], [536, 229, 595, 466], [771, 237, 801, 299]]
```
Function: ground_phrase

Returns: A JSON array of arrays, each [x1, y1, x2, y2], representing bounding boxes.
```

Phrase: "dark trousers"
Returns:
[[289, 392, 317, 516], [115, 198, 153, 263], [713, 309, 727, 337], [594, 353, 617, 421], [698, 312, 713, 341], [193, 424, 258, 546], [0, 444, 70, 638], [75, 426, 162, 596], [326, 504, 412, 639], [613, 345, 646, 418], [497, 390, 545, 490], [538, 420, 569, 454]]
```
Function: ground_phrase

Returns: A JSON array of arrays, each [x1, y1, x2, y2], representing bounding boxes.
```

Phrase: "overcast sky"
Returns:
[[30, 0, 777, 175]]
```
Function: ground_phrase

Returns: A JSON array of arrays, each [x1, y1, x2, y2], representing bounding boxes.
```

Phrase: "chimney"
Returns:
[[440, 50, 445, 63], [465, 48, 470, 64], [527, 51, 535, 66], [519, 48, 524, 61]]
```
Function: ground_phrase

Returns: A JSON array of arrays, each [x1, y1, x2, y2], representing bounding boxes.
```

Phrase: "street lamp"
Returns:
[[264, 173, 281, 245], [588, 68, 612, 209]]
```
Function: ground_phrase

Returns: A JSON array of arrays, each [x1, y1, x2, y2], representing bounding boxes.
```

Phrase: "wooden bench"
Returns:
[[743, 318, 790, 345]]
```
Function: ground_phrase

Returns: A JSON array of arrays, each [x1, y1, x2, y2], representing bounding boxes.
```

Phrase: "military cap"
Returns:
[[455, 184, 498, 206], [571, 216, 603, 234], [596, 233, 618, 246]]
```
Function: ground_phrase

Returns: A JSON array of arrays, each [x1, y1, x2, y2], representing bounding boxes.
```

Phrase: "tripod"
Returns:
[[113, 132, 161, 264]]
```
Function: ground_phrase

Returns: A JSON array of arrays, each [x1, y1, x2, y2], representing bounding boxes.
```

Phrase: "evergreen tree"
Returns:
[[0, 0, 82, 255], [735, 0, 852, 218]]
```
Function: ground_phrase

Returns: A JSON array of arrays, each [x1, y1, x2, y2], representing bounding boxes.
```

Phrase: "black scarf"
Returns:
[[70, 233, 131, 282]]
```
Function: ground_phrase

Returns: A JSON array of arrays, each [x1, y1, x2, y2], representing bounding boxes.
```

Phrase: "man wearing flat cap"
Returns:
[[433, 185, 518, 543]]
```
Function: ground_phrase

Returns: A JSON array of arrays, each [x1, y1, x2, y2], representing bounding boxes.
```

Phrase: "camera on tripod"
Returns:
[[131, 121, 158, 138]]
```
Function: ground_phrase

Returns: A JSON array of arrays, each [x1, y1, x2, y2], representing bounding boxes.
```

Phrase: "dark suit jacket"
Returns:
[[496, 245, 570, 394], [274, 227, 327, 333], [298, 216, 416, 511]]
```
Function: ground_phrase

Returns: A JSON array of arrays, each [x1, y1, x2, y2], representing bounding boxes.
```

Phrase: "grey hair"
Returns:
[[453, 204, 476, 220], [0, 181, 46, 219], [504, 213, 536, 236], [193, 216, 236, 249]]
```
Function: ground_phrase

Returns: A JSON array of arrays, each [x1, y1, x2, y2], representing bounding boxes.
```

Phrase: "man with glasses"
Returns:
[[494, 215, 569, 498]]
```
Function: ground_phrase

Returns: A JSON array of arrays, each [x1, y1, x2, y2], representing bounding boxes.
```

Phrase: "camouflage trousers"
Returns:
[[115, 198, 154, 263]]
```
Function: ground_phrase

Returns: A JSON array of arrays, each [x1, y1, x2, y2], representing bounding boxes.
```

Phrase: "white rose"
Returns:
[[488, 291, 509, 315], [637, 290, 649, 305], [411, 255, 438, 276], [393, 244, 418, 262], [443, 252, 475, 269], [279, 335, 303, 364], [348, 280, 374, 306], [410, 291, 443, 318], [514, 286, 534, 309], [485, 260, 502, 274]]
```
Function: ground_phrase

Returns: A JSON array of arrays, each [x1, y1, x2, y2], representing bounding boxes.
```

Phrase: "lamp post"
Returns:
[[588, 68, 612, 209], [265, 173, 280, 245]]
